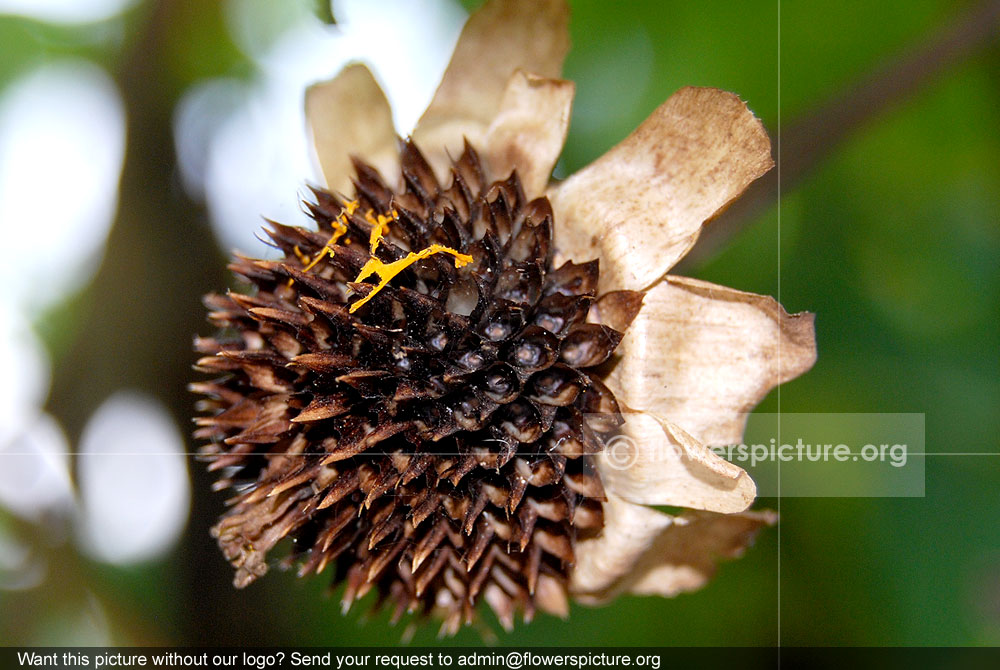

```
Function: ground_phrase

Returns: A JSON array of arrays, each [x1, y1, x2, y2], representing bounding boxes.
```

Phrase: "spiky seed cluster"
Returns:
[[192, 140, 642, 634]]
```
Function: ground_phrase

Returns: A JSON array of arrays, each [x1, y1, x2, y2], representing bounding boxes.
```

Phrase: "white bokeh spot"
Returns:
[[0, 60, 126, 311], [77, 391, 190, 565], [0, 0, 137, 24]]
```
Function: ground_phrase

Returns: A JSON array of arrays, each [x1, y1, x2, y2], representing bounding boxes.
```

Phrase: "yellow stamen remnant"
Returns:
[[349, 244, 473, 314], [364, 208, 397, 254], [288, 200, 360, 285], [292, 245, 311, 266], [288, 198, 472, 313], [301, 220, 346, 273]]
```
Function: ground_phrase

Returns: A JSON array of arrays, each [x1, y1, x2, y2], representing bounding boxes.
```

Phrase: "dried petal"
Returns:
[[306, 64, 399, 194], [549, 87, 774, 292], [626, 509, 776, 597], [413, 0, 570, 181], [572, 493, 775, 603], [485, 71, 574, 197], [569, 493, 671, 597], [599, 411, 755, 512], [605, 276, 817, 446]]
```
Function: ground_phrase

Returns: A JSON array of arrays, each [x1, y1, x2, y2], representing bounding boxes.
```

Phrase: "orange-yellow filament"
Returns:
[[289, 200, 359, 285], [365, 208, 397, 253], [286, 199, 472, 313], [349, 244, 473, 313]]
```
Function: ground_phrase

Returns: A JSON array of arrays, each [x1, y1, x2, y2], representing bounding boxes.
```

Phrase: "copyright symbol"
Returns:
[[506, 651, 523, 669], [603, 434, 638, 471]]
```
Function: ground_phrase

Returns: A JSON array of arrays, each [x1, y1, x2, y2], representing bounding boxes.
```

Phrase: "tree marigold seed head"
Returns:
[[192, 140, 641, 634], [193, 0, 819, 639]]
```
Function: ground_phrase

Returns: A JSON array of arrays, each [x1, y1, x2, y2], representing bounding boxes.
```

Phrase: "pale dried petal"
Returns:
[[549, 87, 774, 292], [569, 493, 672, 597], [600, 411, 755, 512], [412, 0, 569, 180], [626, 509, 776, 598], [571, 493, 775, 603], [306, 64, 399, 194], [606, 276, 817, 446], [484, 71, 574, 197]]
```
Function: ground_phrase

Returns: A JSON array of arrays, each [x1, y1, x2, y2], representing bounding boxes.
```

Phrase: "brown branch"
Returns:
[[677, 0, 1000, 270]]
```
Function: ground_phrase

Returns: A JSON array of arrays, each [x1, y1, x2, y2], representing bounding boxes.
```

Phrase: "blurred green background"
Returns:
[[1, 0, 998, 647]]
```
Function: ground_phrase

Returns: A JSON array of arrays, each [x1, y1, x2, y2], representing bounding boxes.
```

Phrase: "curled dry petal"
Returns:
[[571, 493, 777, 603], [412, 0, 569, 180], [625, 508, 776, 598], [599, 411, 756, 513], [549, 87, 774, 292], [306, 64, 399, 194], [605, 276, 817, 447], [569, 493, 672, 599], [485, 71, 574, 198]]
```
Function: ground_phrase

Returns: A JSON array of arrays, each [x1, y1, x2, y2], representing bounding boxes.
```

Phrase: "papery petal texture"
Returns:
[[569, 493, 672, 598], [605, 276, 817, 446], [306, 64, 399, 193], [484, 71, 573, 198], [549, 87, 774, 292], [571, 493, 775, 603], [412, 0, 569, 180], [599, 411, 756, 513], [625, 509, 776, 597]]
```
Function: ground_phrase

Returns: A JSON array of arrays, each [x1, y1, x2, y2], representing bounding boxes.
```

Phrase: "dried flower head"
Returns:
[[192, 0, 816, 635]]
